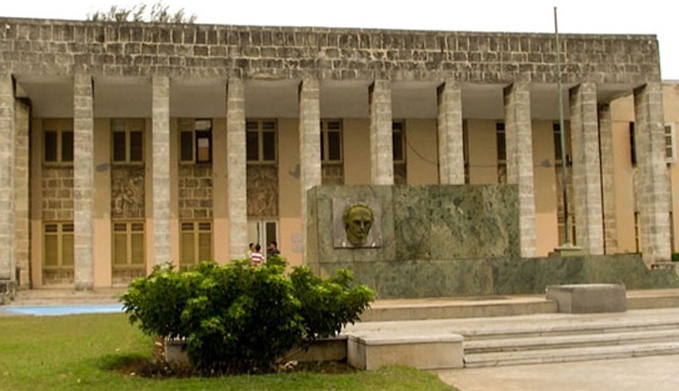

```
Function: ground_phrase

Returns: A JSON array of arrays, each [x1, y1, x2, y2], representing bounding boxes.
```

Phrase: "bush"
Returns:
[[121, 259, 374, 375]]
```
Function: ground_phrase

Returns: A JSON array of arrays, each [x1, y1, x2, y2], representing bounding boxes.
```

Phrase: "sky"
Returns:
[[3, 0, 678, 80]]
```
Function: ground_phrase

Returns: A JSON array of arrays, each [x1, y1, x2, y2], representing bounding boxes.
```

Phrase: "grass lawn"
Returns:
[[0, 313, 458, 390]]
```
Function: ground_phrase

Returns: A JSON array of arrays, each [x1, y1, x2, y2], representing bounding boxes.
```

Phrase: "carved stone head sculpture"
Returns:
[[343, 203, 374, 247]]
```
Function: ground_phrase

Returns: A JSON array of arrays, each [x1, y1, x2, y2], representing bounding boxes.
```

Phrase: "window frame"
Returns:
[[321, 119, 343, 163], [179, 118, 213, 164], [111, 119, 145, 165], [392, 120, 406, 163], [112, 220, 146, 268], [43, 222, 75, 269], [43, 120, 74, 165], [179, 220, 213, 266], [246, 119, 277, 163]]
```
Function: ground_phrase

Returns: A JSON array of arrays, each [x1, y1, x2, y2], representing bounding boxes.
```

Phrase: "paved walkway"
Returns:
[[437, 354, 679, 391]]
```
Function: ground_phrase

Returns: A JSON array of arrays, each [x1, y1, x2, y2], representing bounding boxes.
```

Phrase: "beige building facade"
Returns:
[[0, 18, 676, 289]]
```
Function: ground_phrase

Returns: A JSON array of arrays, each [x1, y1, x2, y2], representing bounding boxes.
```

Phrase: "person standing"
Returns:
[[267, 241, 280, 259], [250, 244, 264, 266]]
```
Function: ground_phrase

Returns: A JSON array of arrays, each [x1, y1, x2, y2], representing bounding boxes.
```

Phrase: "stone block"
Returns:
[[347, 333, 464, 370], [546, 283, 626, 313]]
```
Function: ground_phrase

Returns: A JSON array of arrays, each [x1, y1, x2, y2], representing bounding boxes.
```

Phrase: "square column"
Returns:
[[152, 75, 171, 266], [504, 82, 536, 258], [598, 103, 618, 254], [0, 73, 15, 281], [227, 78, 248, 260], [14, 99, 30, 286], [634, 83, 672, 263], [437, 80, 465, 184], [73, 73, 94, 290], [569, 83, 604, 255], [369, 80, 394, 185], [299, 77, 321, 262]]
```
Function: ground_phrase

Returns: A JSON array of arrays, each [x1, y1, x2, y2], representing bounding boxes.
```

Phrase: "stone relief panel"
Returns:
[[41, 167, 74, 221], [178, 165, 213, 219], [247, 165, 278, 217], [111, 167, 145, 219], [332, 198, 383, 248], [322, 163, 344, 185]]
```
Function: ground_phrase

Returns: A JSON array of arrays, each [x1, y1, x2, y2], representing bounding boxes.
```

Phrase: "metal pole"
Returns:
[[555, 6, 571, 245]]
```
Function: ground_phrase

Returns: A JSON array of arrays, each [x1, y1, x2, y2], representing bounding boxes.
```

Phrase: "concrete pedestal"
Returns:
[[546, 283, 626, 313]]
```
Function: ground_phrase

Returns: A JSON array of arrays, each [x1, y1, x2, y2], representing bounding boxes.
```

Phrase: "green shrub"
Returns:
[[291, 266, 373, 342], [121, 258, 374, 375]]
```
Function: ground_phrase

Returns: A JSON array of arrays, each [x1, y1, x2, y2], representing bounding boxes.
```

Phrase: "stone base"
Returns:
[[0, 279, 17, 305], [548, 243, 586, 258], [546, 283, 626, 313], [347, 333, 464, 370], [164, 336, 348, 366]]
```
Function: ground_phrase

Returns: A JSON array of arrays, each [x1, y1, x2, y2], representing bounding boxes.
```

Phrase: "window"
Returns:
[[43, 222, 74, 268], [180, 221, 213, 266], [247, 119, 277, 162], [665, 123, 676, 163], [392, 121, 405, 163], [321, 120, 342, 163], [112, 119, 144, 163], [112, 222, 145, 267], [629, 122, 637, 166], [44, 121, 73, 164], [496, 122, 507, 184], [179, 119, 212, 163]]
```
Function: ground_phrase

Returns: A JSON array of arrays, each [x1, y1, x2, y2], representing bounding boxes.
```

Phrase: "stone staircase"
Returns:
[[462, 310, 679, 368], [345, 289, 679, 370]]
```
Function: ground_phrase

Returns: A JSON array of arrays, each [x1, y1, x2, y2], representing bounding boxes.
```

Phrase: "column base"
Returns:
[[549, 243, 586, 257]]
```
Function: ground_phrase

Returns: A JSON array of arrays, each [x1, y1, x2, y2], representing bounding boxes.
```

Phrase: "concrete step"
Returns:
[[461, 316, 679, 341], [465, 329, 679, 354], [360, 289, 679, 322], [7, 288, 124, 306], [464, 342, 679, 368]]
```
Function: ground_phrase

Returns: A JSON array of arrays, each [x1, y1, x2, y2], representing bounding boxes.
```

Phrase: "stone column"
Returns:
[[152, 75, 171, 266], [227, 78, 248, 260], [504, 82, 536, 258], [598, 103, 618, 254], [569, 83, 604, 255], [14, 99, 31, 286], [369, 80, 394, 185], [73, 73, 94, 290], [437, 80, 465, 184], [634, 83, 672, 263], [299, 77, 321, 262], [0, 73, 15, 281]]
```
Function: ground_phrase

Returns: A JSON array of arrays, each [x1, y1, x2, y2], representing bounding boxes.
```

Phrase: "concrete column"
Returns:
[[504, 82, 536, 258], [369, 80, 394, 185], [634, 83, 672, 263], [0, 73, 15, 281], [437, 80, 465, 184], [73, 73, 94, 290], [14, 99, 31, 286], [569, 83, 604, 255], [227, 78, 248, 260], [152, 75, 171, 266], [598, 103, 618, 254], [299, 77, 321, 263]]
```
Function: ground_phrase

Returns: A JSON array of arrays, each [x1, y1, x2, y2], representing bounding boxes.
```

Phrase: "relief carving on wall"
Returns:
[[247, 165, 278, 217], [111, 167, 145, 219]]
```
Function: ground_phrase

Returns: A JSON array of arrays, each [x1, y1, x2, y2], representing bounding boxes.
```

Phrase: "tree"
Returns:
[[87, 1, 197, 23]]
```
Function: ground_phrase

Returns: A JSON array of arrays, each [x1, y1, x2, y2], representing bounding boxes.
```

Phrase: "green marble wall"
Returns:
[[306, 185, 679, 299]]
